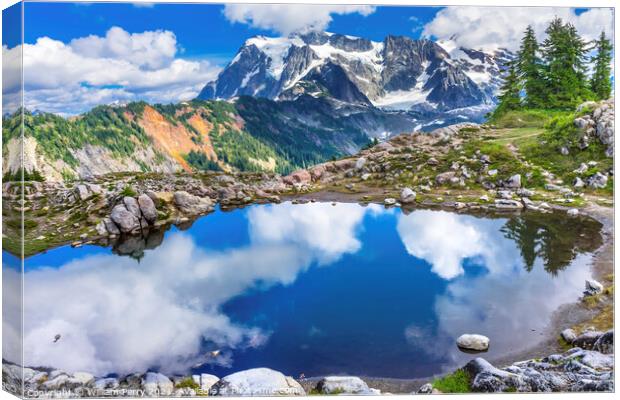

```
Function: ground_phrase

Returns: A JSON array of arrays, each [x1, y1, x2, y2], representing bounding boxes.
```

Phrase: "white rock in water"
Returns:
[[209, 368, 305, 396], [457, 334, 490, 351], [384, 198, 397, 206], [316, 376, 374, 394], [400, 187, 416, 203], [143, 372, 173, 396], [567, 208, 579, 216]]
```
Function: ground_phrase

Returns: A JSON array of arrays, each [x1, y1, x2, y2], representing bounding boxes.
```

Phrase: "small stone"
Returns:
[[567, 208, 579, 217], [417, 383, 433, 394], [488, 169, 498, 176], [505, 174, 522, 188], [384, 198, 397, 206]]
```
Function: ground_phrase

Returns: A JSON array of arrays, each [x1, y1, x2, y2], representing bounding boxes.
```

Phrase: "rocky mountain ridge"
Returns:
[[199, 31, 512, 112]]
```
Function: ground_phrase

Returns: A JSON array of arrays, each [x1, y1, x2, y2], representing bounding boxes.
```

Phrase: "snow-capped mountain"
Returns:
[[198, 31, 512, 113]]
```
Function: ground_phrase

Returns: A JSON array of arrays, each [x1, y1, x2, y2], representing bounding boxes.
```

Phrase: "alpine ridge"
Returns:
[[198, 31, 513, 114]]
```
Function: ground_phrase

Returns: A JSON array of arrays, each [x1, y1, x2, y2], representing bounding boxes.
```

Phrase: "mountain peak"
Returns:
[[200, 31, 512, 113]]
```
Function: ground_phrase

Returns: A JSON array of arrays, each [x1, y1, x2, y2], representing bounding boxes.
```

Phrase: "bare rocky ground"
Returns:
[[2, 101, 614, 395]]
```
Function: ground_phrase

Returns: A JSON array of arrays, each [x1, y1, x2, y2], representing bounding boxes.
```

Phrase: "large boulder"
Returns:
[[457, 334, 490, 351], [504, 174, 522, 188], [593, 330, 614, 354], [192, 374, 219, 393], [400, 187, 416, 204], [173, 191, 213, 215], [74, 184, 91, 201], [573, 330, 604, 350], [315, 376, 376, 395], [138, 194, 157, 224], [464, 358, 521, 392], [110, 204, 139, 233], [209, 368, 305, 396], [123, 196, 141, 218], [283, 170, 312, 185], [584, 279, 604, 296], [142, 372, 173, 396], [586, 172, 608, 189], [147, 191, 174, 206], [435, 171, 456, 185]]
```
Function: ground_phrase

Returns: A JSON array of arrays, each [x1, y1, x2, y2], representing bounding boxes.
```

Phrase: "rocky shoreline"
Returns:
[[2, 327, 613, 396]]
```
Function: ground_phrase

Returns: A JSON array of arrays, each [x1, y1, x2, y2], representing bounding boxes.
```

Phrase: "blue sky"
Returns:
[[1, 2, 613, 115], [19, 3, 440, 63]]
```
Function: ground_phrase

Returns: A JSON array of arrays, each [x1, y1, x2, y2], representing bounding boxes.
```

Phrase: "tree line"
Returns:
[[494, 17, 612, 116]]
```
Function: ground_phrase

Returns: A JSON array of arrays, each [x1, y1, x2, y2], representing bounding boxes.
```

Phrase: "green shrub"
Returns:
[[175, 377, 200, 390], [120, 185, 137, 197], [432, 369, 471, 393]]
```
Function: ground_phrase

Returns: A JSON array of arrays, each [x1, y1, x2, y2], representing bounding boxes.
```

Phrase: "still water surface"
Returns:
[[2, 202, 602, 379]]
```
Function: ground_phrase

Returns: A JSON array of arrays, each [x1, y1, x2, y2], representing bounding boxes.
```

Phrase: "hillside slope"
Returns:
[[2, 98, 370, 181]]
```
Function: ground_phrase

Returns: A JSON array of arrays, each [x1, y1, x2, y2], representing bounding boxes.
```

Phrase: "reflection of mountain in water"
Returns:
[[501, 213, 603, 275]]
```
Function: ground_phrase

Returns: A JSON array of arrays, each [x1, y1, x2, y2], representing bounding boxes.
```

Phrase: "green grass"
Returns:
[[432, 369, 471, 393], [175, 377, 200, 390], [119, 185, 137, 197], [487, 109, 567, 129]]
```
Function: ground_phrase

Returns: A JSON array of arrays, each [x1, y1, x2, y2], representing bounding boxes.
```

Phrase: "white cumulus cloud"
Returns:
[[423, 7, 614, 51], [3, 26, 221, 115], [223, 4, 376, 36]]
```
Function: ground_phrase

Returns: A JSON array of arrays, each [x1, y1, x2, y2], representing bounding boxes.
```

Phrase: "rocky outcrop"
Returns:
[[419, 330, 614, 394], [173, 191, 213, 215], [208, 368, 305, 396], [574, 99, 614, 157], [464, 346, 614, 392]]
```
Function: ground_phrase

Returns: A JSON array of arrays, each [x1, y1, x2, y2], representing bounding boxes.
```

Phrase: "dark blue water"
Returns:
[[3, 202, 602, 379]]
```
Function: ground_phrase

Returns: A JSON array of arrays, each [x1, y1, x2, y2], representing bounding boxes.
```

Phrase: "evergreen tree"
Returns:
[[541, 18, 591, 108], [516, 25, 545, 107], [493, 60, 521, 116], [590, 31, 613, 100]]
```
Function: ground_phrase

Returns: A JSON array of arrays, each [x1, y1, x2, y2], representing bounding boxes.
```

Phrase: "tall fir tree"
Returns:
[[516, 25, 545, 107], [493, 60, 521, 116], [590, 31, 613, 100], [541, 18, 591, 108]]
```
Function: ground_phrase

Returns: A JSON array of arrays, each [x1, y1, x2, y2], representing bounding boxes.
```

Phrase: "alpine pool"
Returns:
[[5, 202, 603, 380]]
